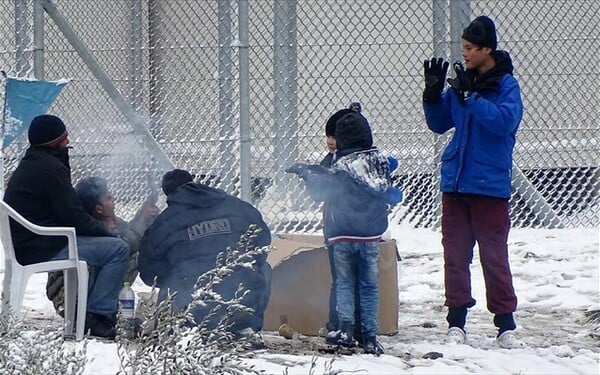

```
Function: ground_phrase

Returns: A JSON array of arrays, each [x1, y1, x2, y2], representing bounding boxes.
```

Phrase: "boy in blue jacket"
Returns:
[[422, 15, 524, 349], [286, 104, 399, 355]]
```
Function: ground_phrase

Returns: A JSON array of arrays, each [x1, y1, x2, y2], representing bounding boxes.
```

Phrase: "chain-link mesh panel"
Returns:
[[1, 0, 598, 230]]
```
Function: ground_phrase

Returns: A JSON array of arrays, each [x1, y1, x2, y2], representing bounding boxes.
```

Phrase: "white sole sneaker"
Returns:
[[496, 330, 526, 349], [445, 327, 467, 344]]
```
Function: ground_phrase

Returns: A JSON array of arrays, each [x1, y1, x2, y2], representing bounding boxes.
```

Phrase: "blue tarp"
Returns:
[[2, 77, 67, 148]]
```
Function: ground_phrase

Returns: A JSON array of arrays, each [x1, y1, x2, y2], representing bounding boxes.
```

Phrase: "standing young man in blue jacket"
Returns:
[[422, 15, 525, 349]]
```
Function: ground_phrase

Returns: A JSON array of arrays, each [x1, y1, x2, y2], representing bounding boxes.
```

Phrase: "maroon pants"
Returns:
[[441, 192, 517, 314]]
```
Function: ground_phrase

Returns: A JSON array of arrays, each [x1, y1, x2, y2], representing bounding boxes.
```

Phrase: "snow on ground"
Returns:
[[2, 225, 599, 374]]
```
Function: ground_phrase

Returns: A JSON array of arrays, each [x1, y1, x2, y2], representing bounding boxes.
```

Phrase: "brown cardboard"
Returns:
[[264, 234, 399, 336]]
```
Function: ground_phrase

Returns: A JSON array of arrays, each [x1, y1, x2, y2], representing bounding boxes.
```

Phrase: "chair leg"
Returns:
[[64, 268, 76, 338], [7, 270, 29, 319], [1, 265, 14, 319], [75, 261, 88, 341]]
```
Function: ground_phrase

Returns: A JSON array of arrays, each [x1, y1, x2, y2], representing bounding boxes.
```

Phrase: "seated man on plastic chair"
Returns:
[[3, 114, 130, 339]]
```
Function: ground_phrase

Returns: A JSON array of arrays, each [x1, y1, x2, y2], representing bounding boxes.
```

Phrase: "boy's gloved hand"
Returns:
[[286, 163, 329, 179], [285, 163, 310, 178], [446, 62, 472, 104], [423, 57, 449, 103]]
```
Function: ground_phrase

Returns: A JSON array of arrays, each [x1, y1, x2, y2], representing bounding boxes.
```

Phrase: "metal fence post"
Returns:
[[449, 0, 469, 65], [148, 0, 165, 135], [130, 0, 144, 111], [14, 0, 30, 76], [432, 0, 449, 229], [273, 0, 298, 186], [219, 0, 235, 191], [33, 0, 45, 80], [239, 0, 251, 202]]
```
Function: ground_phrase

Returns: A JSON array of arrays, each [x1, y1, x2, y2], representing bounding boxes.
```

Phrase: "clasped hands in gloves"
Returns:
[[423, 57, 472, 104]]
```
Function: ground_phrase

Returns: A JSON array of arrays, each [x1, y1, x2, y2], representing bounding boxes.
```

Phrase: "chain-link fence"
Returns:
[[1, 0, 598, 232]]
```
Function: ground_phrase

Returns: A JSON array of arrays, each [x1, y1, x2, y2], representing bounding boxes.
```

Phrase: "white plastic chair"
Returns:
[[0, 200, 88, 341]]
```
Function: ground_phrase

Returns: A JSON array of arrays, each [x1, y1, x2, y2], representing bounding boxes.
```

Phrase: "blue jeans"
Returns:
[[332, 241, 379, 337], [51, 236, 129, 321], [327, 245, 361, 334]]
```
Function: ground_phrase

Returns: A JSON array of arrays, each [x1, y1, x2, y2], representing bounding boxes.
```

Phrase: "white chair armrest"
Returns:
[[2, 201, 78, 261]]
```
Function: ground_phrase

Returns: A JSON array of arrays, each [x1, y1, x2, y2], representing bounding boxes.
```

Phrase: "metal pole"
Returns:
[[40, 0, 173, 171], [14, 0, 30, 76], [431, 0, 448, 228], [238, 0, 251, 202], [130, 0, 144, 110], [273, 0, 298, 185], [218, 0, 235, 192], [33, 0, 45, 79], [148, 0, 165, 135], [1, 71, 8, 194], [449, 0, 470, 65]]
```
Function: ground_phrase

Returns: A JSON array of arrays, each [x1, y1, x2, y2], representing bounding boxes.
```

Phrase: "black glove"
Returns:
[[423, 57, 449, 103], [285, 163, 329, 179], [285, 163, 310, 177], [446, 62, 472, 104]]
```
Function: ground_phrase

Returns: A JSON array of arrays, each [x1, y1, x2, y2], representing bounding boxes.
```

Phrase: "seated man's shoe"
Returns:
[[362, 335, 384, 355], [445, 327, 466, 344], [85, 312, 116, 339], [496, 330, 526, 349]]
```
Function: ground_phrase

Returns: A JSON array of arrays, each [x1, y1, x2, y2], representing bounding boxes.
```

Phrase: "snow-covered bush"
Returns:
[[584, 306, 600, 339], [0, 312, 88, 374], [117, 225, 272, 375]]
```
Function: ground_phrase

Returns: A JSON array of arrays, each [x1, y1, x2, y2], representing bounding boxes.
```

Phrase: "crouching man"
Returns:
[[138, 169, 272, 335]]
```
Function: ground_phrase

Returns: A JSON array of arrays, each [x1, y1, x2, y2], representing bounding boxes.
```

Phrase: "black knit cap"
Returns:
[[75, 176, 109, 215], [462, 15, 497, 50], [334, 102, 373, 152], [28, 114, 68, 147], [161, 169, 194, 195]]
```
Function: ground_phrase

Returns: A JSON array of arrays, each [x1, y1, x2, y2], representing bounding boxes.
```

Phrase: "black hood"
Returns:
[[468, 50, 514, 92], [166, 182, 228, 209]]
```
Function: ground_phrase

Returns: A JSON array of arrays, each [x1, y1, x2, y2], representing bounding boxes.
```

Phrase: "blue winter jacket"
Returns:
[[303, 147, 391, 244], [424, 58, 523, 199], [138, 182, 272, 332]]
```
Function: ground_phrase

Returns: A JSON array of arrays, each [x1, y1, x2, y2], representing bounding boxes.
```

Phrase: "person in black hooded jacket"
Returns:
[[138, 169, 272, 335], [3, 114, 130, 338]]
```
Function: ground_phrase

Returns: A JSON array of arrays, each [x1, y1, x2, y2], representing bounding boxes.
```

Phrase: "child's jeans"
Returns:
[[331, 241, 379, 337]]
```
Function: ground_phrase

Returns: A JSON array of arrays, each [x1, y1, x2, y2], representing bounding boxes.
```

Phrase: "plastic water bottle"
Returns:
[[118, 282, 135, 338]]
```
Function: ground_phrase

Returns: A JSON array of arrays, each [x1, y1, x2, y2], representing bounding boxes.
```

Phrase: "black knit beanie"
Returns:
[[28, 114, 68, 147], [161, 169, 194, 195], [334, 102, 373, 152], [462, 15, 497, 50]]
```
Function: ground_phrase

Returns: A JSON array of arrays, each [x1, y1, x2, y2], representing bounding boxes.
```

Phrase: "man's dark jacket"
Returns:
[[138, 182, 272, 332], [3, 146, 115, 265]]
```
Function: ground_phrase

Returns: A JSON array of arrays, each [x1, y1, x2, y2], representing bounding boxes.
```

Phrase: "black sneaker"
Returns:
[[325, 330, 357, 348], [363, 335, 384, 355], [354, 330, 364, 348], [85, 313, 116, 339]]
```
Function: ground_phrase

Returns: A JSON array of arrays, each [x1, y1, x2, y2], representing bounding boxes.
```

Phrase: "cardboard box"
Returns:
[[264, 234, 399, 336]]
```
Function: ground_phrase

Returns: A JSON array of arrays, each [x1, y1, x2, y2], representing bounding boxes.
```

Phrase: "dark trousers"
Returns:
[[441, 193, 517, 314]]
